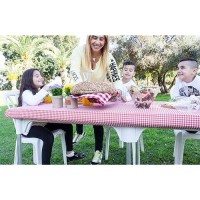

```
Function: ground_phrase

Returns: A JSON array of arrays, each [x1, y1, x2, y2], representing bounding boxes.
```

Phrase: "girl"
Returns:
[[18, 68, 84, 164]]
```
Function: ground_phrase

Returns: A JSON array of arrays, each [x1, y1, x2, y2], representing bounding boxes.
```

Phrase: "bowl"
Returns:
[[131, 87, 159, 109]]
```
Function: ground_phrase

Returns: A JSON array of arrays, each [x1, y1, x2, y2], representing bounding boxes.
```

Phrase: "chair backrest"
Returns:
[[3, 90, 20, 128], [2, 90, 19, 108]]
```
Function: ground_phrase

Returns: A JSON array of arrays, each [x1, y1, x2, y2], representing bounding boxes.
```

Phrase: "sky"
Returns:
[[78, 35, 87, 45]]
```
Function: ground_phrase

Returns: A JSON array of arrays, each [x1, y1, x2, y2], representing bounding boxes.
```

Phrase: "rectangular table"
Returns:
[[5, 101, 200, 164]]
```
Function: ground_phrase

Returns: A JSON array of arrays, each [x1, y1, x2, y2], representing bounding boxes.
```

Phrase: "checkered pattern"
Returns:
[[5, 101, 200, 129], [71, 93, 112, 105]]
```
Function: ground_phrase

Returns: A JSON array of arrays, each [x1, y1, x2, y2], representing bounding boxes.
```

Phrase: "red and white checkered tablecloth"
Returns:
[[5, 101, 200, 130], [71, 93, 112, 105]]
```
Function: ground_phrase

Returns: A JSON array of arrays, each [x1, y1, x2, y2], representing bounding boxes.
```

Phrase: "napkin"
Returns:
[[71, 93, 112, 106]]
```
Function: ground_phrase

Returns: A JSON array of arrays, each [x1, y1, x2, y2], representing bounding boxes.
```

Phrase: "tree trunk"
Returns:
[[60, 67, 67, 85], [157, 74, 169, 94]]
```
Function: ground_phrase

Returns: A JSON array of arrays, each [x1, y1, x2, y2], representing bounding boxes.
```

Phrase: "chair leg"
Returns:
[[175, 132, 186, 164], [173, 138, 177, 158], [126, 143, 132, 164], [14, 140, 18, 165], [60, 133, 67, 165], [132, 143, 135, 165], [105, 127, 111, 160], [132, 142, 140, 165], [139, 134, 144, 152], [14, 139, 23, 165], [33, 140, 42, 165], [119, 140, 124, 148], [136, 141, 140, 165]]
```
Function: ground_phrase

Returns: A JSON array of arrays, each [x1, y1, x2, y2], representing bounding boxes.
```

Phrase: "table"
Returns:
[[5, 101, 200, 164]]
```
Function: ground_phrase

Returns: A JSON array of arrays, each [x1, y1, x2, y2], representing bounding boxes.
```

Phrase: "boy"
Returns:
[[170, 57, 200, 99], [121, 60, 139, 101], [170, 57, 200, 133], [73, 61, 138, 144]]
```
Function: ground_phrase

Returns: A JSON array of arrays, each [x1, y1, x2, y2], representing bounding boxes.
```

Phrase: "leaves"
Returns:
[[49, 84, 63, 96], [63, 84, 74, 96], [112, 35, 200, 93]]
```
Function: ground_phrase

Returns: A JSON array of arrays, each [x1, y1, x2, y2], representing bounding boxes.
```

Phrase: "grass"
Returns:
[[0, 92, 200, 165]]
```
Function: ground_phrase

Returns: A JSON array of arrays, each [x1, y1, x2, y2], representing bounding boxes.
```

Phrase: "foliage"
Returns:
[[2, 35, 200, 94], [63, 83, 74, 96], [33, 53, 60, 81], [111, 35, 200, 93], [0, 73, 10, 90], [43, 35, 79, 84], [0, 35, 79, 85], [0, 35, 55, 71], [49, 84, 63, 96]]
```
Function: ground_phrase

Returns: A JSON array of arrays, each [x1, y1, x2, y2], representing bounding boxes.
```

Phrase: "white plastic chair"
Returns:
[[105, 126, 144, 161], [173, 129, 200, 164], [3, 90, 67, 165]]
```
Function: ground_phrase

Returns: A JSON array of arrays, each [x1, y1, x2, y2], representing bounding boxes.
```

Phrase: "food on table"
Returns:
[[160, 103, 176, 109], [44, 95, 52, 103], [161, 95, 200, 110], [131, 87, 159, 109], [129, 86, 140, 95], [71, 81, 117, 95], [82, 97, 93, 106]]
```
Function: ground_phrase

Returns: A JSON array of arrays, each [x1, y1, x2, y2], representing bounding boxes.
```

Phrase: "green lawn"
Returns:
[[0, 93, 200, 165]]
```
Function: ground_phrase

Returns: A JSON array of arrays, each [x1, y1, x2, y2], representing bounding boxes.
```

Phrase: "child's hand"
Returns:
[[109, 95, 127, 102], [42, 84, 50, 91], [121, 96, 127, 102], [112, 89, 122, 97]]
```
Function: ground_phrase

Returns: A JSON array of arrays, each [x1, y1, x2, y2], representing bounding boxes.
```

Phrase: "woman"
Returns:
[[18, 68, 84, 164], [70, 35, 123, 164]]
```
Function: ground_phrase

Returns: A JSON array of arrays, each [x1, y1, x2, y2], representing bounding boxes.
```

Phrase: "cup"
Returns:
[[52, 96, 63, 108], [65, 96, 78, 109]]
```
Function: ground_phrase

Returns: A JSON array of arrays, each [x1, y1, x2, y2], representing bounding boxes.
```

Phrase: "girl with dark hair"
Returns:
[[18, 68, 84, 164]]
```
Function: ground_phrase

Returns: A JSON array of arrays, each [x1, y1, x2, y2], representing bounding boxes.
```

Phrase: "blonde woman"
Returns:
[[70, 35, 123, 164]]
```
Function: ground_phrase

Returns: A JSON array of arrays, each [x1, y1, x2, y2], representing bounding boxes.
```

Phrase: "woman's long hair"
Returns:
[[84, 35, 110, 71], [18, 68, 39, 106]]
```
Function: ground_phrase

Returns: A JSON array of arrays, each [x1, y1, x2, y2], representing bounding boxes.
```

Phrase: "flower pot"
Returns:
[[52, 96, 63, 108], [66, 96, 78, 109]]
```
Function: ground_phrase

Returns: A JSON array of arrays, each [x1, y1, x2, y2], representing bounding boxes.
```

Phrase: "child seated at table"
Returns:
[[170, 57, 200, 133], [121, 60, 140, 101], [18, 68, 85, 164], [72, 61, 138, 143]]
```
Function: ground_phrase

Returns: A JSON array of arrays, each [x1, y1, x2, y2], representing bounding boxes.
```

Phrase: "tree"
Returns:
[[0, 35, 55, 72], [111, 35, 200, 93], [0, 35, 79, 84], [43, 35, 79, 84]]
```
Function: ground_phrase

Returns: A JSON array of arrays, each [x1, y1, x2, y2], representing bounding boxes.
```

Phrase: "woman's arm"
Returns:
[[70, 46, 84, 84], [107, 54, 123, 92]]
